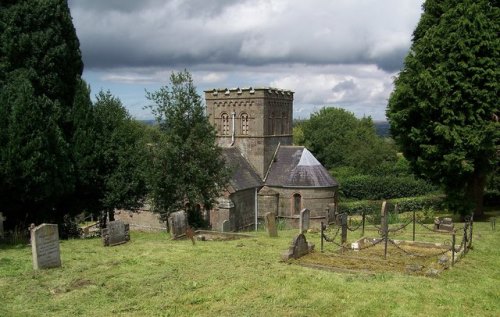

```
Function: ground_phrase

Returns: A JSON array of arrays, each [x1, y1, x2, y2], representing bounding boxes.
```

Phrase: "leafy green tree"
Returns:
[[92, 91, 148, 226], [387, 0, 499, 216], [146, 70, 229, 226], [301, 107, 397, 173]]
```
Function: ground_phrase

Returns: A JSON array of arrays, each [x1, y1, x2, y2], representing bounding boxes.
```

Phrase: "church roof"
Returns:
[[265, 146, 338, 188], [222, 148, 262, 191]]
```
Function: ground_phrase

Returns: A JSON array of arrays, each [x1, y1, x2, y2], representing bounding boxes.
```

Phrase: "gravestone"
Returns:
[[299, 208, 310, 234], [168, 210, 187, 239], [439, 217, 454, 232], [222, 220, 230, 232], [0, 212, 5, 239], [282, 233, 315, 261], [101, 220, 130, 246], [380, 200, 387, 227], [31, 224, 61, 270], [265, 212, 278, 237]]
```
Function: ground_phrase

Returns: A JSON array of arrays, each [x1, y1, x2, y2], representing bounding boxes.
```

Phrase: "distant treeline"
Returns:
[[373, 121, 390, 137]]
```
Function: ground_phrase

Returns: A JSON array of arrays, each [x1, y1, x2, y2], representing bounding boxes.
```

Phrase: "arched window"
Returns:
[[269, 112, 275, 135], [282, 112, 288, 134], [241, 113, 249, 135], [221, 113, 229, 135], [293, 193, 302, 215]]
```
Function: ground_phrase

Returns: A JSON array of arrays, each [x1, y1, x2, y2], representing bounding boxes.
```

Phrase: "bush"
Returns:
[[339, 174, 436, 200]]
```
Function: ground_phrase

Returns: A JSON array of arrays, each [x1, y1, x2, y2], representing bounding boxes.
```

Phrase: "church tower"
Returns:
[[205, 87, 294, 179]]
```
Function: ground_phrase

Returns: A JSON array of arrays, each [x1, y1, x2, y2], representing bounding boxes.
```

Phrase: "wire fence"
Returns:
[[320, 203, 474, 266]]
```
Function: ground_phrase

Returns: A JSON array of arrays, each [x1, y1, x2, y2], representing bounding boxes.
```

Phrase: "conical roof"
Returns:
[[265, 146, 338, 188]]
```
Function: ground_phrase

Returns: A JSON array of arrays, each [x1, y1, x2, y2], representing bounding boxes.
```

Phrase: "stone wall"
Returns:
[[269, 186, 337, 229], [114, 209, 166, 231], [231, 188, 257, 230]]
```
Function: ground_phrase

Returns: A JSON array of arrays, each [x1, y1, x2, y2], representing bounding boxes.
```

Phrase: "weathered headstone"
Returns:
[[168, 210, 187, 239], [0, 212, 5, 239], [380, 200, 387, 227], [222, 220, 230, 232], [101, 220, 130, 246], [31, 224, 61, 270], [299, 208, 310, 234], [265, 212, 278, 237], [439, 217, 454, 232], [282, 233, 314, 261]]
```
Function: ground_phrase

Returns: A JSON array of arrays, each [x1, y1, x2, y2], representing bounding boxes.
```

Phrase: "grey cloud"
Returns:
[[332, 79, 357, 93], [69, 1, 422, 72]]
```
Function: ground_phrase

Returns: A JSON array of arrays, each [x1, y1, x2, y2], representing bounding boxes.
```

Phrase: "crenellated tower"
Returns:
[[204, 87, 294, 179]]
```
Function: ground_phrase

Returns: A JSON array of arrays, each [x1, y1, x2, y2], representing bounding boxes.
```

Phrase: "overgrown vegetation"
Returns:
[[1, 216, 498, 316]]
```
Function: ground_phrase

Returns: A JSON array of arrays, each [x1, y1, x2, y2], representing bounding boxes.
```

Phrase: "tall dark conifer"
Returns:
[[387, 0, 499, 216], [0, 0, 83, 226]]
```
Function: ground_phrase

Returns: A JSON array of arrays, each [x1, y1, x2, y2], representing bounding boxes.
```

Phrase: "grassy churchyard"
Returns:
[[1, 213, 499, 317]]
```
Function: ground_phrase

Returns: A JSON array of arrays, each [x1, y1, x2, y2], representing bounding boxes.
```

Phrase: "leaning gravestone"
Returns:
[[31, 224, 61, 270], [282, 233, 315, 261], [299, 208, 310, 234], [0, 212, 5, 239], [265, 212, 278, 237], [101, 220, 130, 246], [168, 210, 187, 239]]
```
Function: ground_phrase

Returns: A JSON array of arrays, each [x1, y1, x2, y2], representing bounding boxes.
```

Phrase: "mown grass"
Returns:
[[1, 214, 499, 317]]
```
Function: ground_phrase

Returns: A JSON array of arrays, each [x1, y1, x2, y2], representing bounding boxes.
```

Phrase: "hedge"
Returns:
[[337, 194, 445, 216], [339, 174, 436, 200]]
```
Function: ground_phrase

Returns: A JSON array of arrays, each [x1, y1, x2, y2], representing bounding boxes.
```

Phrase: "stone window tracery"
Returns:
[[221, 112, 229, 135], [241, 113, 249, 135]]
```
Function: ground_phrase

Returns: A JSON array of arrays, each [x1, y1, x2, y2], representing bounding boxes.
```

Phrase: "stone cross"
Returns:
[[31, 224, 61, 270], [265, 212, 278, 237], [299, 208, 310, 234], [0, 212, 5, 239]]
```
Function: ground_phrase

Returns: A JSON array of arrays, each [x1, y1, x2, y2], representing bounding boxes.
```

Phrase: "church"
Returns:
[[205, 87, 339, 231]]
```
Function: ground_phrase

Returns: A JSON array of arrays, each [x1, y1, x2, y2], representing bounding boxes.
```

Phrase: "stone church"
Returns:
[[205, 87, 338, 231]]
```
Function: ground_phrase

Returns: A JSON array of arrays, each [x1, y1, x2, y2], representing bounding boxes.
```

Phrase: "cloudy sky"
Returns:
[[67, 0, 424, 121]]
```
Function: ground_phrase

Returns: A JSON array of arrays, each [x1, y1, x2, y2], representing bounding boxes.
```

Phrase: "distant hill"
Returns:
[[138, 119, 156, 126], [374, 121, 391, 137]]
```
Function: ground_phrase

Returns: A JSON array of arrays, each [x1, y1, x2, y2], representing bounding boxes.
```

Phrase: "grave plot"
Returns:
[[177, 230, 253, 242], [292, 202, 474, 276]]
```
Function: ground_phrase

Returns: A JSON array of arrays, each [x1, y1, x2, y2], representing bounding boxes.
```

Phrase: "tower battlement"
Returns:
[[204, 87, 294, 101], [205, 86, 294, 178]]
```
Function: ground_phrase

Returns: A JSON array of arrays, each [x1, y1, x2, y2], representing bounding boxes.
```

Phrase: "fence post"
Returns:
[[451, 232, 455, 267], [412, 209, 416, 242], [469, 215, 473, 250], [320, 221, 324, 253], [362, 212, 365, 237], [341, 213, 347, 245], [463, 223, 468, 255], [381, 201, 388, 260]]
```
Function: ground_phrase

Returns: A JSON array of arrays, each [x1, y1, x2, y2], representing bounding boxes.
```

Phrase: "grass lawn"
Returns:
[[1, 214, 499, 317]]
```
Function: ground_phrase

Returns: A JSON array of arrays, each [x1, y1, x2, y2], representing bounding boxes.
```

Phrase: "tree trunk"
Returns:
[[466, 171, 487, 219]]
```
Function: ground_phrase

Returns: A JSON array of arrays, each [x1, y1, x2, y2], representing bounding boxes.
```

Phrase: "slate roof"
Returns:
[[222, 148, 262, 191], [265, 146, 338, 188]]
